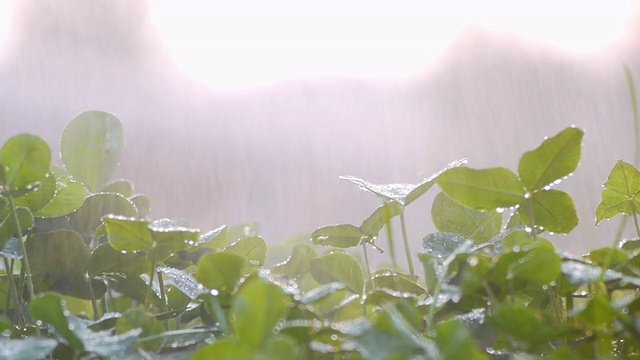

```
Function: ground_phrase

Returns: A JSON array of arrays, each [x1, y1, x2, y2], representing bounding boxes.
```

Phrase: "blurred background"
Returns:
[[0, 0, 639, 256]]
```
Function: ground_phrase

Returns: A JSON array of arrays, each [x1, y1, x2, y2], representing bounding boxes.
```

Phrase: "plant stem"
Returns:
[[362, 243, 372, 281], [157, 268, 170, 331], [3, 257, 21, 324], [6, 194, 40, 335], [632, 207, 640, 239], [145, 251, 157, 311], [85, 275, 99, 320], [399, 210, 415, 280], [383, 201, 397, 270]]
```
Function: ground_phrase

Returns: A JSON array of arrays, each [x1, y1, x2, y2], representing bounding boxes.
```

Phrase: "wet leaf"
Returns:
[[0, 337, 58, 360], [596, 161, 640, 225], [299, 282, 346, 304], [29, 292, 83, 351], [258, 334, 304, 360], [520, 189, 578, 234], [26, 229, 95, 298], [158, 266, 206, 300], [197, 225, 228, 250], [128, 194, 150, 217], [360, 201, 403, 237], [89, 242, 150, 277], [435, 320, 488, 360], [12, 171, 56, 213], [588, 247, 628, 267], [104, 215, 153, 253], [310, 252, 364, 294], [101, 179, 133, 197], [271, 243, 317, 278], [518, 127, 583, 191], [370, 272, 424, 295], [148, 219, 200, 262], [191, 339, 251, 360], [35, 177, 86, 218], [115, 307, 163, 351], [422, 232, 471, 263], [224, 236, 267, 273], [0, 134, 50, 189], [577, 294, 617, 326], [196, 252, 244, 292], [431, 191, 502, 243], [437, 167, 525, 210], [232, 277, 291, 351], [70, 193, 137, 238], [60, 111, 124, 192], [491, 305, 559, 345], [340, 159, 466, 207], [0, 237, 21, 259], [494, 239, 560, 288], [311, 224, 362, 248], [0, 206, 33, 250]]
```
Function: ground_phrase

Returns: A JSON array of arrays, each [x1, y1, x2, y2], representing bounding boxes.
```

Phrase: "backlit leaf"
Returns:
[[311, 224, 362, 248], [518, 127, 583, 191], [596, 161, 640, 225], [60, 111, 124, 192], [0, 134, 50, 189], [437, 167, 525, 210], [431, 191, 502, 243], [310, 252, 364, 294], [519, 189, 578, 234]]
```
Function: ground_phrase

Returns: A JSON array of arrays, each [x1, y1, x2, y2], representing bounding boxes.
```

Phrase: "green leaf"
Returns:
[[370, 272, 424, 295], [35, 177, 86, 218], [422, 232, 472, 263], [148, 219, 200, 262], [577, 294, 617, 326], [191, 339, 251, 360], [60, 111, 124, 192], [29, 292, 84, 351], [104, 215, 153, 253], [518, 127, 583, 191], [299, 282, 345, 304], [89, 242, 151, 277], [67, 315, 141, 358], [491, 305, 558, 345], [360, 201, 403, 237], [101, 179, 133, 197], [494, 239, 560, 288], [115, 307, 164, 351], [310, 252, 364, 294], [128, 194, 150, 217], [340, 159, 466, 206], [311, 224, 362, 248], [0, 207, 34, 251], [0, 337, 58, 360], [158, 266, 206, 300], [12, 171, 56, 213], [435, 320, 488, 360], [196, 252, 245, 292], [431, 191, 502, 243], [232, 277, 291, 351], [270, 243, 317, 278], [417, 252, 438, 292], [26, 229, 96, 298], [224, 236, 267, 273], [596, 161, 640, 225], [519, 189, 578, 234], [588, 247, 628, 267], [258, 334, 304, 360], [437, 167, 525, 210], [196, 225, 228, 250], [0, 134, 50, 189], [69, 193, 137, 237]]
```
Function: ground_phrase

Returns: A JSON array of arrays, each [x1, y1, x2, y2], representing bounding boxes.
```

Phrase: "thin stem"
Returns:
[[157, 268, 170, 331], [145, 251, 157, 311], [526, 198, 537, 241], [3, 257, 21, 324], [632, 208, 640, 239], [7, 194, 36, 303], [399, 210, 415, 280], [362, 243, 372, 280], [7, 194, 40, 335], [137, 327, 217, 344], [383, 201, 397, 270], [85, 275, 99, 320]]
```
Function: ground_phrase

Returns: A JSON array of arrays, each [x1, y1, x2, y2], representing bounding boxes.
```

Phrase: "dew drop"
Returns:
[[120, 250, 128, 254], [330, 334, 338, 341], [495, 207, 505, 214], [210, 289, 219, 296], [541, 284, 548, 290], [543, 185, 551, 191], [249, 260, 261, 266], [524, 227, 532, 233], [467, 256, 479, 266], [512, 246, 520, 253], [548, 232, 555, 236], [524, 192, 531, 199], [35, 320, 43, 326]]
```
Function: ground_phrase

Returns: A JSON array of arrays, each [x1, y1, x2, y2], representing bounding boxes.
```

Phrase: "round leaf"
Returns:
[[35, 177, 86, 218], [60, 111, 124, 192], [311, 224, 362, 248], [431, 191, 502, 243], [437, 167, 525, 210], [310, 252, 364, 294], [0, 134, 50, 189], [196, 252, 244, 292], [519, 189, 577, 234]]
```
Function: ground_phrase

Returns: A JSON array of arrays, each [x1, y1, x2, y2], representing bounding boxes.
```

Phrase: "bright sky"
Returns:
[[0, 1, 638, 89]]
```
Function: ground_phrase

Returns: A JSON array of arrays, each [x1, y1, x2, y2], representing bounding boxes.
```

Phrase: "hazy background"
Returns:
[[0, 0, 639, 257]]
